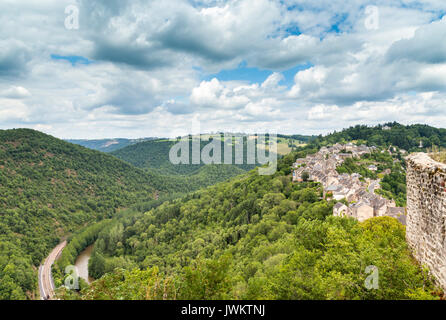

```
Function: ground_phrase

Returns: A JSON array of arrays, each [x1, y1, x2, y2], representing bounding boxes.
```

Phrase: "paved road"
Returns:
[[38, 241, 67, 300], [368, 180, 380, 193]]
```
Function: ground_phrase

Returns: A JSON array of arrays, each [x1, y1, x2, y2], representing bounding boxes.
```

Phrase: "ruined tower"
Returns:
[[406, 153, 446, 290]]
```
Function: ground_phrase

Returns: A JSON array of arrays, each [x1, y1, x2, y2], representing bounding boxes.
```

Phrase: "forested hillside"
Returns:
[[0, 129, 188, 299], [318, 122, 446, 151], [4, 124, 445, 300], [277, 134, 316, 143], [67, 138, 157, 153], [112, 137, 253, 175], [59, 147, 439, 300], [110, 136, 272, 190]]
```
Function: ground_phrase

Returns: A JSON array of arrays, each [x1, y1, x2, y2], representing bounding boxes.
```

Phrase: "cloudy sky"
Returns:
[[0, 0, 445, 138]]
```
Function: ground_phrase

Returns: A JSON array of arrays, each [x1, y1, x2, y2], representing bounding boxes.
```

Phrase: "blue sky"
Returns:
[[50, 54, 92, 66], [0, 0, 446, 139], [201, 61, 313, 87]]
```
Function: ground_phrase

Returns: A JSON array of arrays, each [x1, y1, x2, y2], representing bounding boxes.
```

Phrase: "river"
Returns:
[[74, 244, 94, 284]]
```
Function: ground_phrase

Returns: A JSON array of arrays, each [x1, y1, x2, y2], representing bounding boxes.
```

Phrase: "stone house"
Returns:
[[386, 207, 406, 225], [327, 175, 339, 186], [346, 188, 361, 203], [350, 201, 374, 222], [292, 170, 302, 182], [292, 142, 401, 224], [339, 153, 354, 159], [326, 185, 342, 199], [371, 197, 389, 217], [345, 143, 354, 151], [333, 202, 348, 217], [320, 147, 329, 155]]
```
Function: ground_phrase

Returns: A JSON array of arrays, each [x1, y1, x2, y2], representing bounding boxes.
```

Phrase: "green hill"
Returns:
[[111, 137, 259, 175], [66, 138, 157, 153], [68, 146, 438, 300], [110, 136, 268, 189], [319, 122, 446, 151], [4, 124, 444, 300], [111, 135, 310, 174], [0, 129, 186, 299]]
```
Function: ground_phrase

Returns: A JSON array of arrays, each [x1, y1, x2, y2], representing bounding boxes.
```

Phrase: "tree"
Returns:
[[180, 254, 233, 300], [301, 171, 310, 182], [89, 251, 106, 279]]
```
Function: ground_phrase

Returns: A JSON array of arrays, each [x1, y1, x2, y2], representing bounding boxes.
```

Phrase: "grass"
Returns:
[[277, 142, 292, 155], [431, 152, 446, 164], [257, 138, 307, 156], [428, 145, 446, 164]]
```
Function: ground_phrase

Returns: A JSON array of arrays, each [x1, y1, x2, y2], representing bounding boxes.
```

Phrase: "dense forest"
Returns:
[[55, 147, 439, 300], [2, 123, 446, 300], [67, 138, 157, 153], [315, 122, 446, 152], [0, 129, 203, 299], [111, 135, 269, 175], [110, 136, 280, 190], [0, 130, 265, 299], [277, 134, 316, 143]]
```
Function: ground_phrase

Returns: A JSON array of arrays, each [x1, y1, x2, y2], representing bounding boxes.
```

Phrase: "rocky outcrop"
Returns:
[[406, 153, 446, 289]]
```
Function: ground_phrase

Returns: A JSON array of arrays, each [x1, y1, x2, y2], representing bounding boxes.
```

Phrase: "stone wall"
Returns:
[[406, 153, 446, 289]]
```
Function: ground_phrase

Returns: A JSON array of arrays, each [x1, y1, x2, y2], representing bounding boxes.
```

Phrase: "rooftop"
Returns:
[[388, 207, 406, 215], [334, 202, 346, 209]]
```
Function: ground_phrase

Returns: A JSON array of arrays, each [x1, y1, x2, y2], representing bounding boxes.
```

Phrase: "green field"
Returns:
[[258, 137, 307, 156]]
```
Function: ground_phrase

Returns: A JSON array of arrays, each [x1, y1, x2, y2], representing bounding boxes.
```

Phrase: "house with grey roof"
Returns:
[[333, 202, 348, 217], [349, 201, 374, 222], [292, 142, 405, 224], [386, 207, 406, 225]]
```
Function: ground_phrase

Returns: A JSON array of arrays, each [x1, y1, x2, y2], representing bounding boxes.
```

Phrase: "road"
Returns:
[[38, 241, 67, 300], [368, 180, 381, 194]]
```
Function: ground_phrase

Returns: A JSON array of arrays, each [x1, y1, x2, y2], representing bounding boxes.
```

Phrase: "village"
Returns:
[[292, 143, 406, 224]]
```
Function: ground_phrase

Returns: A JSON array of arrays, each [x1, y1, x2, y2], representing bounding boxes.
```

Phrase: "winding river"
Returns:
[[74, 245, 94, 284]]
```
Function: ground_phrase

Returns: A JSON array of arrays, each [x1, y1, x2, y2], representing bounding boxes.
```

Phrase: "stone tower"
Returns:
[[406, 153, 446, 290]]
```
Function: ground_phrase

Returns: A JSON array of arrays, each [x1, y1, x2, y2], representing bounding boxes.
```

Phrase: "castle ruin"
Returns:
[[406, 153, 446, 290]]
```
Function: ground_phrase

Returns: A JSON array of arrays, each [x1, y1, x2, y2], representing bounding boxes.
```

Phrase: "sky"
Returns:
[[0, 0, 445, 139]]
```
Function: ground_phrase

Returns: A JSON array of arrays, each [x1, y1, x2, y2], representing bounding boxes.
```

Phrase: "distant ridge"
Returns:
[[66, 137, 159, 153]]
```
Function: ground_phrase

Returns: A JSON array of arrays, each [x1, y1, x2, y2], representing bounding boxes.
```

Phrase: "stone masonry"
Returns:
[[406, 153, 446, 290]]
